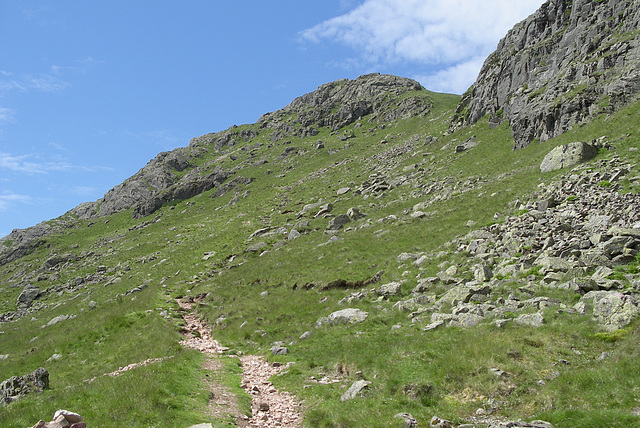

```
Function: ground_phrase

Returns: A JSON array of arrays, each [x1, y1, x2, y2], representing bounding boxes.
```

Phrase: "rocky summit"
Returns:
[[2, 1, 640, 427]]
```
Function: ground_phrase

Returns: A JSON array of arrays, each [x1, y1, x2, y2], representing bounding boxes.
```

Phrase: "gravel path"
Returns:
[[178, 298, 302, 427]]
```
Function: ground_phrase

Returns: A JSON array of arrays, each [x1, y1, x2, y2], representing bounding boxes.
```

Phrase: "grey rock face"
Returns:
[[451, 0, 640, 148]]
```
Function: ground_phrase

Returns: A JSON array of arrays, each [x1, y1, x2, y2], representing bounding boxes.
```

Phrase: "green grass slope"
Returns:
[[1, 87, 640, 427]]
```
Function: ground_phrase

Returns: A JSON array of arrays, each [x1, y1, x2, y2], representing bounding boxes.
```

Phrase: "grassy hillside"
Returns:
[[1, 87, 640, 427]]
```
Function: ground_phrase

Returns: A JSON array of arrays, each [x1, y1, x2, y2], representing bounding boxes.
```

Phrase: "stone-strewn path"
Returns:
[[240, 355, 302, 428], [178, 298, 302, 427]]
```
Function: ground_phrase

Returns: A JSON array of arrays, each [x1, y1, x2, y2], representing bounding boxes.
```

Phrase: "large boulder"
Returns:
[[540, 142, 599, 173], [576, 291, 640, 331], [316, 308, 369, 327], [17, 285, 41, 307]]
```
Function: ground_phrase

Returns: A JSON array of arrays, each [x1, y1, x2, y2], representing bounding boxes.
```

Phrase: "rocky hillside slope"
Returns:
[[451, 0, 640, 148], [2, 1, 640, 427], [0, 74, 431, 266]]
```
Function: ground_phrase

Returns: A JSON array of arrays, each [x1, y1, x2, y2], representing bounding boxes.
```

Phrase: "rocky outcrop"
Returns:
[[0, 222, 60, 267], [259, 73, 432, 137], [1, 367, 49, 405], [451, 0, 640, 148]]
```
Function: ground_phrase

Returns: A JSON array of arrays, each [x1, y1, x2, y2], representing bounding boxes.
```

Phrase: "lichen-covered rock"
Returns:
[[578, 291, 640, 332], [1, 368, 49, 405], [540, 142, 599, 172]]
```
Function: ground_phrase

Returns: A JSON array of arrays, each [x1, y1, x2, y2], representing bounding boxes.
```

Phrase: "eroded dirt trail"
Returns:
[[178, 298, 303, 427]]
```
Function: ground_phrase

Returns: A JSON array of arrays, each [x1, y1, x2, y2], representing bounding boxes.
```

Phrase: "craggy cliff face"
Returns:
[[451, 0, 640, 148]]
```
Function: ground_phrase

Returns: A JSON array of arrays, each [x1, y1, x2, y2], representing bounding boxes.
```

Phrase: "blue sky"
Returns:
[[0, 0, 544, 237]]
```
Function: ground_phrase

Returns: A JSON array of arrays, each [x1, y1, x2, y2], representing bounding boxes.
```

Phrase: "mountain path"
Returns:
[[178, 298, 303, 427]]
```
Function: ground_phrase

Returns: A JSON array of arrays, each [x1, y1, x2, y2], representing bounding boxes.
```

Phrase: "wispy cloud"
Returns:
[[0, 152, 112, 175], [51, 56, 105, 75], [301, 0, 545, 93], [0, 191, 31, 211], [0, 70, 69, 94]]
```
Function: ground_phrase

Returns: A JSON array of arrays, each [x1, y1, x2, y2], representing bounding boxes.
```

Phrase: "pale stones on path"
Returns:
[[340, 380, 371, 401]]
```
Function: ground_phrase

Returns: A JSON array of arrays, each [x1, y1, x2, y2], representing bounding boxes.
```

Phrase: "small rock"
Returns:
[[394, 412, 418, 427], [288, 229, 301, 241], [54, 409, 83, 423], [514, 313, 544, 327], [377, 281, 402, 297], [340, 380, 371, 401], [271, 345, 289, 356], [299, 331, 311, 340], [327, 214, 351, 230], [430, 416, 454, 428]]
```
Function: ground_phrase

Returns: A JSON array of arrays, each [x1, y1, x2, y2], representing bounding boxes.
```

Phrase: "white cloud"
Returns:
[[413, 55, 487, 94], [0, 191, 31, 211], [0, 152, 48, 174], [301, 0, 545, 93], [0, 152, 111, 175]]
